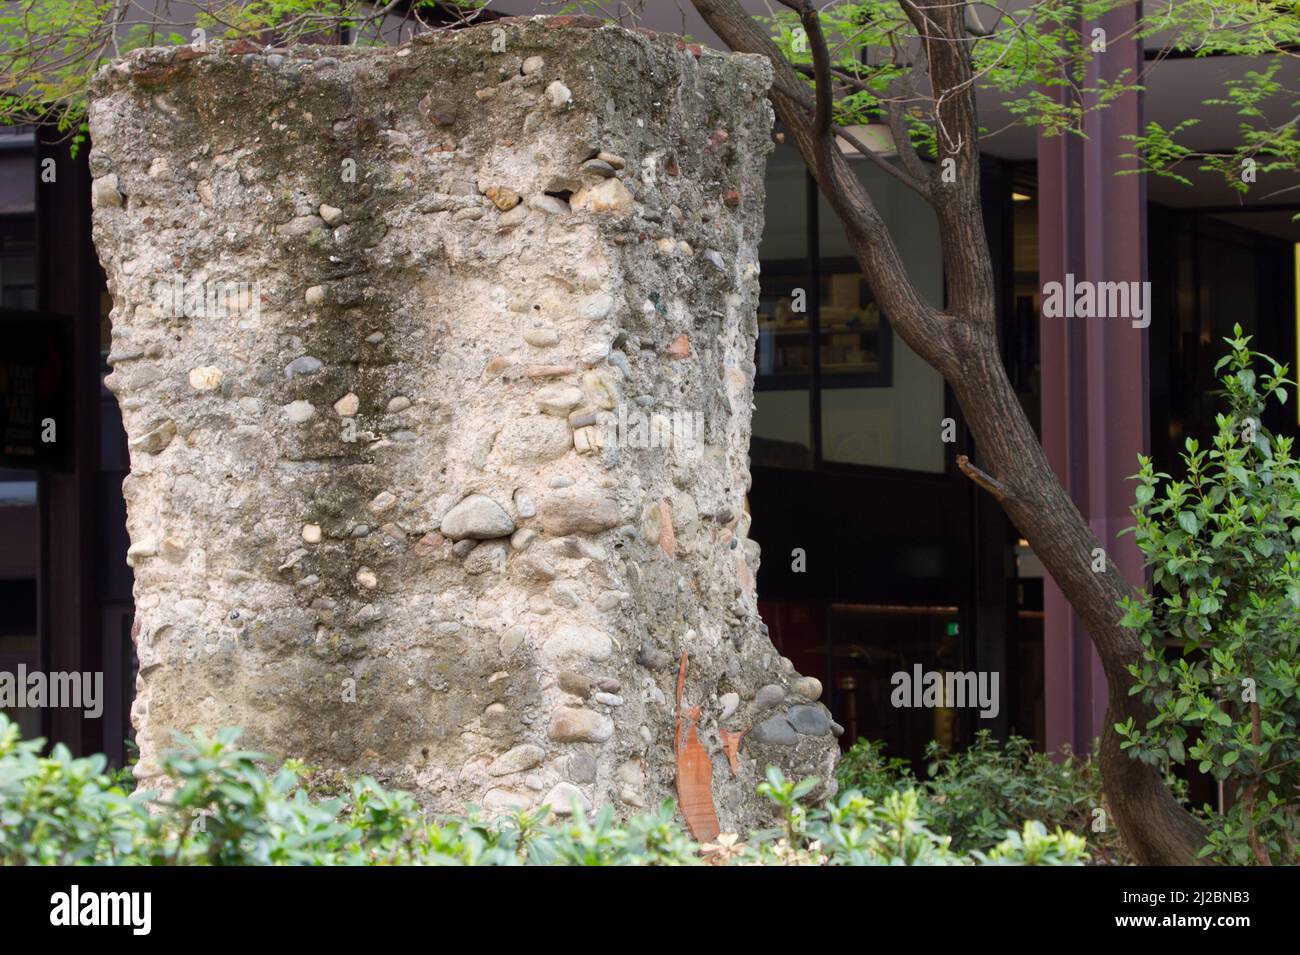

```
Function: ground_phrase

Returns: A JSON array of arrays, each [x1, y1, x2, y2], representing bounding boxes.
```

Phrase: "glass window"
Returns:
[[757, 262, 812, 380], [816, 265, 891, 383], [829, 602, 964, 769], [754, 142, 947, 473], [817, 162, 946, 472], [0, 132, 36, 312], [0, 227, 35, 311], [754, 141, 813, 468]]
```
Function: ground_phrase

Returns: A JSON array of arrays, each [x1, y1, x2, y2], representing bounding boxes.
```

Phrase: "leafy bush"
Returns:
[[835, 731, 1128, 863], [0, 714, 1085, 866], [746, 766, 1086, 866], [1118, 327, 1300, 865]]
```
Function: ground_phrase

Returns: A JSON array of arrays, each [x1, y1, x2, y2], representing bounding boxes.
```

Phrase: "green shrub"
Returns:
[[0, 714, 1086, 866], [832, 736, 914, 796], [746, 768, 1087, 866], [835, 731, 1128, 863], [1118, 326, 1300, 865]]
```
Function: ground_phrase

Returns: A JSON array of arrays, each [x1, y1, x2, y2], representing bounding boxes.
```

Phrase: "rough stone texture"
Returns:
[[89, 17, 838, 832]]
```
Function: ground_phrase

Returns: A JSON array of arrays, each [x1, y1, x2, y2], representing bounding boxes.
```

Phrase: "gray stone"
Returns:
[[542, 624, 613, 662], [482, 788, 531, 813], [277, 214, 325, 236], [539, 487, 621, 535], [793, 676, 823, 701], [465, 539, 507, 574], [284, 355, 323, 378], [130, 419, 176, 454], [498, 204, 529, 229], [559, 671, 594, 696], [523, 325, 560, 347], [749, 715, 799, 746], [718, 691, 739, 721], [608, 351, 632, 377], [594, 591, 626, 612], [544, 782, 591, 815], [536, 384, 583, 416], [440, 494, 515, 540], [636, 643, 671, 671], [528, 194, 570, 215], [488, 743, 545, 776], [499, 625, 526, 658], [548, 706, 613, 743], [755, 684, 785, 709], [567, 752, 597, 784], [544, 80, 571, 110], [514, 490, 537, 518], [284, 400, 315, 423], [495, 416, 571, 463], [786, 705, 832, 736]]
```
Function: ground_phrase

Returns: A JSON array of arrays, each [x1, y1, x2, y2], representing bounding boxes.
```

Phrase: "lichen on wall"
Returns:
[[89, 16, 839, 833]]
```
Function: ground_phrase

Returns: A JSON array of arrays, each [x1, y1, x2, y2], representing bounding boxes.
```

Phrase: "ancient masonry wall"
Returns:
[[88, 17, 839, 834]]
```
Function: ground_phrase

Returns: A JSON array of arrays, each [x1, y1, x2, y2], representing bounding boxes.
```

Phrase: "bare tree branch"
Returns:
[[832, 122, 931, 200], [776, 0, 833, 141], [956, 454, 1010, 501]]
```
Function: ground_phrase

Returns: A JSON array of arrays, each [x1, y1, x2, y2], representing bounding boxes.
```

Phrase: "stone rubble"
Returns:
[[89, 16, 838, 833]]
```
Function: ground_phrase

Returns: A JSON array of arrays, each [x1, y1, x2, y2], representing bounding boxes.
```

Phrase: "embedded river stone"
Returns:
[[89, 16, 838, 834]]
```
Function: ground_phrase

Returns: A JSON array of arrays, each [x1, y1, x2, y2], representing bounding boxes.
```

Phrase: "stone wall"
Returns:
[[89, 16, 839, 834]]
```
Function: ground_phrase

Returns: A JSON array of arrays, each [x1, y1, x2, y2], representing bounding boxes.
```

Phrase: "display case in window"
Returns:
[[817, 262, 892, 387], [756, 258, 893, 390]]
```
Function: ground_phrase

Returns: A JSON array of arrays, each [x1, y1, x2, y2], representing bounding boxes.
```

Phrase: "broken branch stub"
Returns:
[[89, 17, 838, 832]]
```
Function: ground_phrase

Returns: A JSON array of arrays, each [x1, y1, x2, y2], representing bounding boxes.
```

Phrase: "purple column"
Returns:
[[1037, 6, 1149, 755]]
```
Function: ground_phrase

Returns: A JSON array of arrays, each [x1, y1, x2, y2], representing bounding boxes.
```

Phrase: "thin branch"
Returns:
[[957, 454, 1011, 501], [777, 0, 832, 140], [832, 122, 931, 200], [886, 77, 933, 186]]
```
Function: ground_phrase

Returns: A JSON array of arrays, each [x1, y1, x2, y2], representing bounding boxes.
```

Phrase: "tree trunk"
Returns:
[[689, 0, 1207, 864]]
